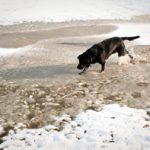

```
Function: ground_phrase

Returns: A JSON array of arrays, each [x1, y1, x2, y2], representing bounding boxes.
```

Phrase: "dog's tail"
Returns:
[[121, 36, 140, 41]]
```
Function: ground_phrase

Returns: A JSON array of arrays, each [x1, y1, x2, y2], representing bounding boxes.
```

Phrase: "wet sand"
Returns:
[[0, 19, 150, 130], [0, 25, 117, 48]]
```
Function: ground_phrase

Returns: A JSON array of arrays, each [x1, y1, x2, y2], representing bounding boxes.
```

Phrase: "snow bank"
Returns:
[[1, 104, 150, 150], [0, 0, 150, 25]]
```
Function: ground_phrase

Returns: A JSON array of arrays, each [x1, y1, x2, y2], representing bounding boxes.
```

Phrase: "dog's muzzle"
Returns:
[[77, 64, 84, 70]]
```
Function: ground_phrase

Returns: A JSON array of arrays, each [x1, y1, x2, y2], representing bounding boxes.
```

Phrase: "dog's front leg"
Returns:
[[79, 67, 88, 75], [101, 62, 105, 72]]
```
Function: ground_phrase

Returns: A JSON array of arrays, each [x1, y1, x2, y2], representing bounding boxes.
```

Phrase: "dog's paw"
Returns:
[[79, 71, 84, 75], [100, 70, 105, 74]]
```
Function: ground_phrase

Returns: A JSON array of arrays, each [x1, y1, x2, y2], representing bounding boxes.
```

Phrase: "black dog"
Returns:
[[77, 36, 140, 74]]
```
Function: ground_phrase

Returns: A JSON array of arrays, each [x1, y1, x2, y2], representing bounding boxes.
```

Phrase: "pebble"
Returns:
[[30, 118, 41, 128], [78, 82, 89, 87], [146, 109, 150, 116], [105, 94, 122, 101], [131, 92, 142, 98], [0, 126, 5, 137], [26, 98, 36, 104], [9, 129, 15, 135], [47, 102, 60, 106], [137, 81, 149, 87], [14, 123, 27, 130]]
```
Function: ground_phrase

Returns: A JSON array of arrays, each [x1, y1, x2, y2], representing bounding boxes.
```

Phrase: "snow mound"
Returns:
[[0, 104, 150, 150]]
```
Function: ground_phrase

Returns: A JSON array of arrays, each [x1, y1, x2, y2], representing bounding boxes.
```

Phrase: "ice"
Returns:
[[0, 0, 150, 25]]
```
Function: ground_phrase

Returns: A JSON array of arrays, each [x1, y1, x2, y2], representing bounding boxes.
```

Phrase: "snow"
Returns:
[[0, 0, 150, 25], [107, 23, 150, 45], [118, 54, 131, 65], [0, 46, 31, 57], [1, 104, 150, 150]]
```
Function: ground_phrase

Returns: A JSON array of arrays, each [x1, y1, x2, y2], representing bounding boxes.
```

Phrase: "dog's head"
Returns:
[[77, 44, 103, 70], [77, 51, 92, 70]]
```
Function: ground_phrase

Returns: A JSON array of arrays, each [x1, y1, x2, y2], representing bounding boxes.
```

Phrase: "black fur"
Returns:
[[77, 36, 140, 74]]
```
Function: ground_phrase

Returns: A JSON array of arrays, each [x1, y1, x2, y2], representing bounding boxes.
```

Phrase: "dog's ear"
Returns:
[[77, 55, 81, 59]]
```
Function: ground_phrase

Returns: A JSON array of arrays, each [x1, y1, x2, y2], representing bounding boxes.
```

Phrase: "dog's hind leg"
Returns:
[[117, 41, 127, 57], [126, 50, 133, 59]]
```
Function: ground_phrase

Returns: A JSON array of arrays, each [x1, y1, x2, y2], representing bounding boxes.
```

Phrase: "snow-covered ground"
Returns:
[[0, 104, 150, 150], [0, 0, 150, 25]]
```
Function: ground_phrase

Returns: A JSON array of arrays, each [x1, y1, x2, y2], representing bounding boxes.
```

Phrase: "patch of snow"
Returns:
[[0, 104, 150, 150], [0, 46, 31, 57], [107, 23, 150, 45], [118, 55, 131, 65], [0, 0, 150, 25]]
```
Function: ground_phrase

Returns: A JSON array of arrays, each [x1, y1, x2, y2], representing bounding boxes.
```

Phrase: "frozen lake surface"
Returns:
[[0, 0, 150, 25]]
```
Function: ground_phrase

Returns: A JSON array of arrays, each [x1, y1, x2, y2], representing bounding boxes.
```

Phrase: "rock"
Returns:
[[137, 81, 149, 87], [143, 124, 149, 128], [9, 129, 15, 135], [46, 96, 53, 102], [23, 100, 28, 105], [105, 94, 122, 101], [14, 123, 27, 130], [0, 122, 15, 137], [8, 84, 20, 92], [29, 95, 33, 98], [29, 117, 41, 128], [26, 110, 35, 120], [26, 98, 36, 104], [78, 82, 90, 87], [37, 91, 47, 98], [0, 126, 5, 137], [47, 102, 60, 106], [131, 92, 142, 98], [37, 110, 43, 116], [146, 109, 150, 116], [98, 94, 104, 100]]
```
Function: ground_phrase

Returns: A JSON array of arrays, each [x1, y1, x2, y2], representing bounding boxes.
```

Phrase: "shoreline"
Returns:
[[0, 24, 117, 48], [0, 14, 150, 33]]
